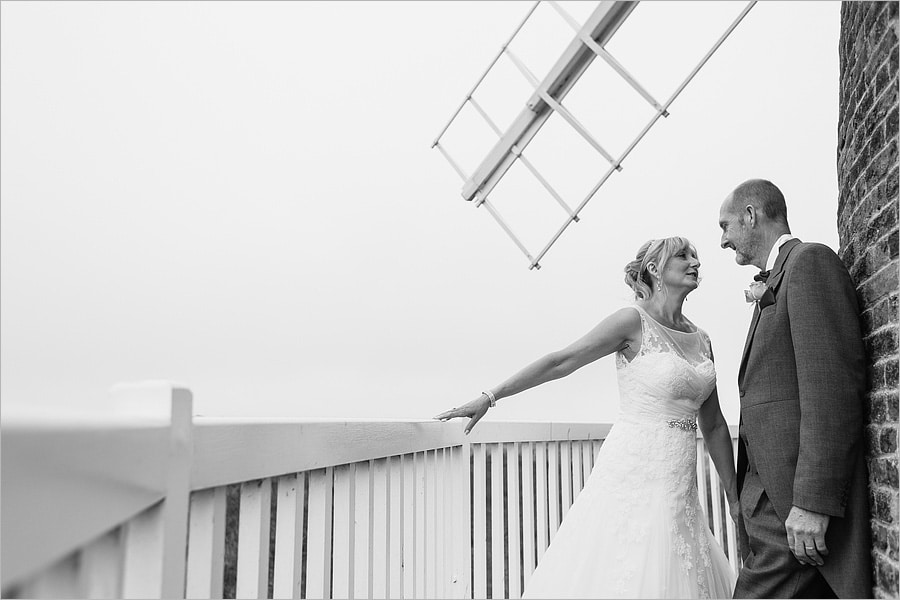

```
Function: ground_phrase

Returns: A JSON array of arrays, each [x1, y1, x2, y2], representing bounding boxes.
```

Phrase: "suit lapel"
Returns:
[[737, 238, 802, 385]]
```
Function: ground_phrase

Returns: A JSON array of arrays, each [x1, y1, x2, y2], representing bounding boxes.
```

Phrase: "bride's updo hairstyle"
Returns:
[[624, 236, 697, 300]]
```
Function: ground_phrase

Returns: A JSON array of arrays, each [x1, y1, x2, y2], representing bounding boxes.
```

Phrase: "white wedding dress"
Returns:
[[521, 305, 735, 599]]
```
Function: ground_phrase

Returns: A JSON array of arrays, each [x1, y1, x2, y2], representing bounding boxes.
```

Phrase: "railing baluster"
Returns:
[[273, 475, 304, 600], [708, 454, 725, 547], [122, 503, 165, 599], [696, 438, 710, 522], [489, 443, 505, 599], [415, 452, 427, 599], [726, 437, 741, 576], [372, 458, 390, 599], [354, 461, 372, 600], [471, 444, 488, 599], [534, 443, 549, 559], [520, 442, 536, 585], [306, 467, 334, 600], [571, 441, 584, 500], [401, 454, 416, 599], [591, 440, 603, 468], [441, 448, 454, 598], [388, 456, 404, 599], [79, 527, 123, 599], [560, 442, 573, 518], [187, 487, 227, 599], [20, 553, 80, 599], [547, 442, 560, 541], [332, 464, 354, 600], [425, 450, 437, 599], [581, 440, 593, 485], [726, 515, 740, 576], [451, 444, 472, 600], [236, 479, 272, 600], [504, 443, 522, 599], [434, 449, 446, 599]]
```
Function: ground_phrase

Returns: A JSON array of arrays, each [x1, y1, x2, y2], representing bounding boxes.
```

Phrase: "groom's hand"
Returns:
[[785, 506, 830, 566]]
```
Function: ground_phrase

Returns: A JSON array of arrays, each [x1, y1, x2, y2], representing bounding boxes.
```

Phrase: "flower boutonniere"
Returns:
[[744, 281, 776, 309], [744, 281, 766, 303]]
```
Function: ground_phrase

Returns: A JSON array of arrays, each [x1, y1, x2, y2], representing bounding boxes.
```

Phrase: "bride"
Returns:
[[435, 237, 739, 599]]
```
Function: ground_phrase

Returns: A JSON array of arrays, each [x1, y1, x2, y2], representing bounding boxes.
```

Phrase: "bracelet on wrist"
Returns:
[[482, 390, 496, 407]]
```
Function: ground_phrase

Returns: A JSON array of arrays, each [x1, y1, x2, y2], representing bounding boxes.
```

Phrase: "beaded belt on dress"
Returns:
[[667, 417, 697, 431]]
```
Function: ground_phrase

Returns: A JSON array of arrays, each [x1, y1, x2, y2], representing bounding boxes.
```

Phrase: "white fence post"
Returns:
[[114, 381, 193, 600]]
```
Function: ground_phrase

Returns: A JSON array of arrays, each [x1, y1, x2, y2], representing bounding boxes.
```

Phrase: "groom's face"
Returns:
[[718, 197, 755, 266]]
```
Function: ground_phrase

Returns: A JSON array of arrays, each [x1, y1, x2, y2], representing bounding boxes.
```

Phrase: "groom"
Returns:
[[718, 179, 871, 598]]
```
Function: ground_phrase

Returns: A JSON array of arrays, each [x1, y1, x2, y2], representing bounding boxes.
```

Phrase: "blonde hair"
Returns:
[[624, 236, 697, 300]]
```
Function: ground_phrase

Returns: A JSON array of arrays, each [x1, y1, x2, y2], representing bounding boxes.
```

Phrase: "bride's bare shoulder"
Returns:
[[610, 305, 641, 322], [604, 306, 642, 336]]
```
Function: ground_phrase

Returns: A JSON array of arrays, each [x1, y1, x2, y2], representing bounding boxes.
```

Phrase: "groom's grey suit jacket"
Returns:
[[736, 238, 871, 598]]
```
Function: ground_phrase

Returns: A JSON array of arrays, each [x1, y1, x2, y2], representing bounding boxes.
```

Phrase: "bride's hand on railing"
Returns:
[[433, 394, 491, 435]]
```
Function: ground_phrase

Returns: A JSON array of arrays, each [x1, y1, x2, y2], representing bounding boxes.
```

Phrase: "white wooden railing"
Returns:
[[1, 382, 740, 599]]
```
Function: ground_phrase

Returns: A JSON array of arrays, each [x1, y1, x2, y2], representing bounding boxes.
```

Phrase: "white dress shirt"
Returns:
[[766, 234, 797, 271]]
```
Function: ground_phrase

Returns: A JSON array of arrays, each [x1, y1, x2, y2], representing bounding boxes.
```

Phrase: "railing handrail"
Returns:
[[190, 418, 614, 489], [2, 414, 736, 492]]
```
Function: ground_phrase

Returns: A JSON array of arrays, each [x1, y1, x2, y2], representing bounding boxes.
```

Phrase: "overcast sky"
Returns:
[[1, 1, 842, 426]]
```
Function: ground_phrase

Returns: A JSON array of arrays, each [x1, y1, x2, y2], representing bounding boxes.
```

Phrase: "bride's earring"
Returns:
[[656, 278, 662, 292]]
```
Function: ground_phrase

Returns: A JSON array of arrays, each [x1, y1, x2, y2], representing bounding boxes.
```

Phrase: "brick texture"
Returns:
[[837, 2, 900, 598]]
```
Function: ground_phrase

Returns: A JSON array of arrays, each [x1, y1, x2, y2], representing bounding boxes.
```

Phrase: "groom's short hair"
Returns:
[[733, 179, 789, 227]]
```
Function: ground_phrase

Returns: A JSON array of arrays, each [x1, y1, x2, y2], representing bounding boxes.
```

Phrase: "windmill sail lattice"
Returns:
[[432, 0, 756, 269]]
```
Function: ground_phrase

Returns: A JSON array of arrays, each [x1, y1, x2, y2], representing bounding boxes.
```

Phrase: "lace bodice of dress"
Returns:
[[615, 304, 716, 423]]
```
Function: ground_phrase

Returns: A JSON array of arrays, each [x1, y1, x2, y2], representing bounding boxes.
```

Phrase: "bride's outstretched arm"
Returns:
[[434, 307, 640, 434], [698, 386, 739, 520]]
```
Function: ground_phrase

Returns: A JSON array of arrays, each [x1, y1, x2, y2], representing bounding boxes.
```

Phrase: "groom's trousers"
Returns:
[[733, 455, 837, 599]]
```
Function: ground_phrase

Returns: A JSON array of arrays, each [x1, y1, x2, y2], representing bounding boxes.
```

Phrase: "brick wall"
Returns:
[[836, 2, 899, 598]]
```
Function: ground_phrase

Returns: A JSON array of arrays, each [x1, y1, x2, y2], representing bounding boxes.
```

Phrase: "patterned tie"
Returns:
[[754, 270, 770, 283]]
